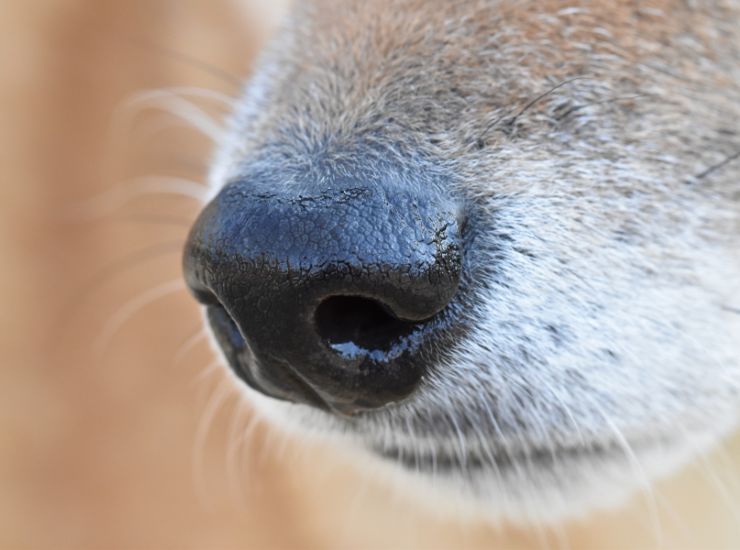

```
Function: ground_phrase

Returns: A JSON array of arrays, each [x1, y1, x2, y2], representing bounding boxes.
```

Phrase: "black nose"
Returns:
[[183, 176, 462, 413]]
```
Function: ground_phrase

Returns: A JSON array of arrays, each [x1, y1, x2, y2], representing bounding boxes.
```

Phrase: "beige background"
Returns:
[[2, 1, 740, 548]]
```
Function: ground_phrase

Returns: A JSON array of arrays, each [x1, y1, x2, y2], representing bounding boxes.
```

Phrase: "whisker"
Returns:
[[478, 75, 590, 141], [337, 465, 374, 547], [692, 446, 740, 523], [546, 387, 586, 448], [256, 419, 279, 467], [691, 149, 740, 182], [132, 113, 222, 148], [512, 455, 553, 550], [111, 88, 227, 143], [225, 393, 252, 509], [130, 39, 244, 89], [172, 327, 209, 368], [600, 415, 666, 548], [192, 377, 236, 511], [234, 406, 264, 491], [111, 213, 194, 228], [191, 360, 225, 386], [553, 93, 649, 121], [128, 86, 237, 108], [103, 89, 228, 183], [62, 176, 209, 221], [476, 398, 509, 515], [548, 518, 572, 550], [508, 76, 590, 127], [675, 423, 740, 524], [79, 242, 185, 292], [445, 408, 470, 471], [273, 421, 293, 465], [94, 279, 187, 357], [51, 242, 185, 352]]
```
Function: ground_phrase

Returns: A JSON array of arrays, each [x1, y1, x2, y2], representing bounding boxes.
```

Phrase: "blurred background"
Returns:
[[2, 1, 740, 548]]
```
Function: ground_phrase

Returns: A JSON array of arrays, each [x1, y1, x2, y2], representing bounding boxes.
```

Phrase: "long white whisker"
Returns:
[[677, 424, 740, 524], [515, 451, 554, 550], [257, 421, 279, 468], [225, 393, 252, 509], [476, 398, 509, 526], [273, 422, 293, 465], [337, 463, 373, 547], [236, 409, 264, 492], [94, 279, 186, 357], [600, 415, 666, 548], [445, 408, 469, 470], [111, 88, 227, 143], [192, 378, 235, 511], [125, 86, 237, 108], [696, 452, 740, 523], [191, 360, 225, 386], [103, 88, 229, 185], [546, 385, 586, 448], [63, 176, 209, 221], [548, 517, 572, 550], [133, 114, 218, 148], [172, 328, 209, 368]]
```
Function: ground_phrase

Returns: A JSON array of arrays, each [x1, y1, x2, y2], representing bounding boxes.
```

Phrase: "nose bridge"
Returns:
[[184, 165, 463, 412]]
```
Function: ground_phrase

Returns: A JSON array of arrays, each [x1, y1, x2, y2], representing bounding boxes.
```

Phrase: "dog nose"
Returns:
[[183, 177, 462, 413]]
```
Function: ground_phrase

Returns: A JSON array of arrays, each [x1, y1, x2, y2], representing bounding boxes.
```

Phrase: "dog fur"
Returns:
[[205, 0, 740, 524]]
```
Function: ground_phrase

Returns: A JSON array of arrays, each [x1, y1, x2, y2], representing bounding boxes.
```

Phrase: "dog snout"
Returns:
[[183, 175, 462, 414]]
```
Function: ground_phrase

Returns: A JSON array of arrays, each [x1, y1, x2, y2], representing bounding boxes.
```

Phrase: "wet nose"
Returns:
[[183, 178, 462, 413]]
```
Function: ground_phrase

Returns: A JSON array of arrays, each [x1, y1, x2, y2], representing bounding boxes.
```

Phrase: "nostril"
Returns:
[[188, 286, 248, 351], [207, 302, 247, 351], [314, 296, 423, 356]]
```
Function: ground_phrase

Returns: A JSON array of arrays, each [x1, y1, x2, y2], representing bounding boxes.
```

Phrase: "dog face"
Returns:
[[184, 0, 740, 522]]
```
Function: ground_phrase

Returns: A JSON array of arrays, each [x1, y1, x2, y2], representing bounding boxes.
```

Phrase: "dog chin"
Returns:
[[233, 378, 727, 524], [364, 433, 722, 525], [365, 437, 687, 523]]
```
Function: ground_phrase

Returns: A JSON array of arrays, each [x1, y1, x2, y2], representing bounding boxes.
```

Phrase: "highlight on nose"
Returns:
[[183, 174, 463, 414]]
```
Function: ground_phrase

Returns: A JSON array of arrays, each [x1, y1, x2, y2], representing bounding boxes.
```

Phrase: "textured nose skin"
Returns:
[[184, 178, 462, 413]]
